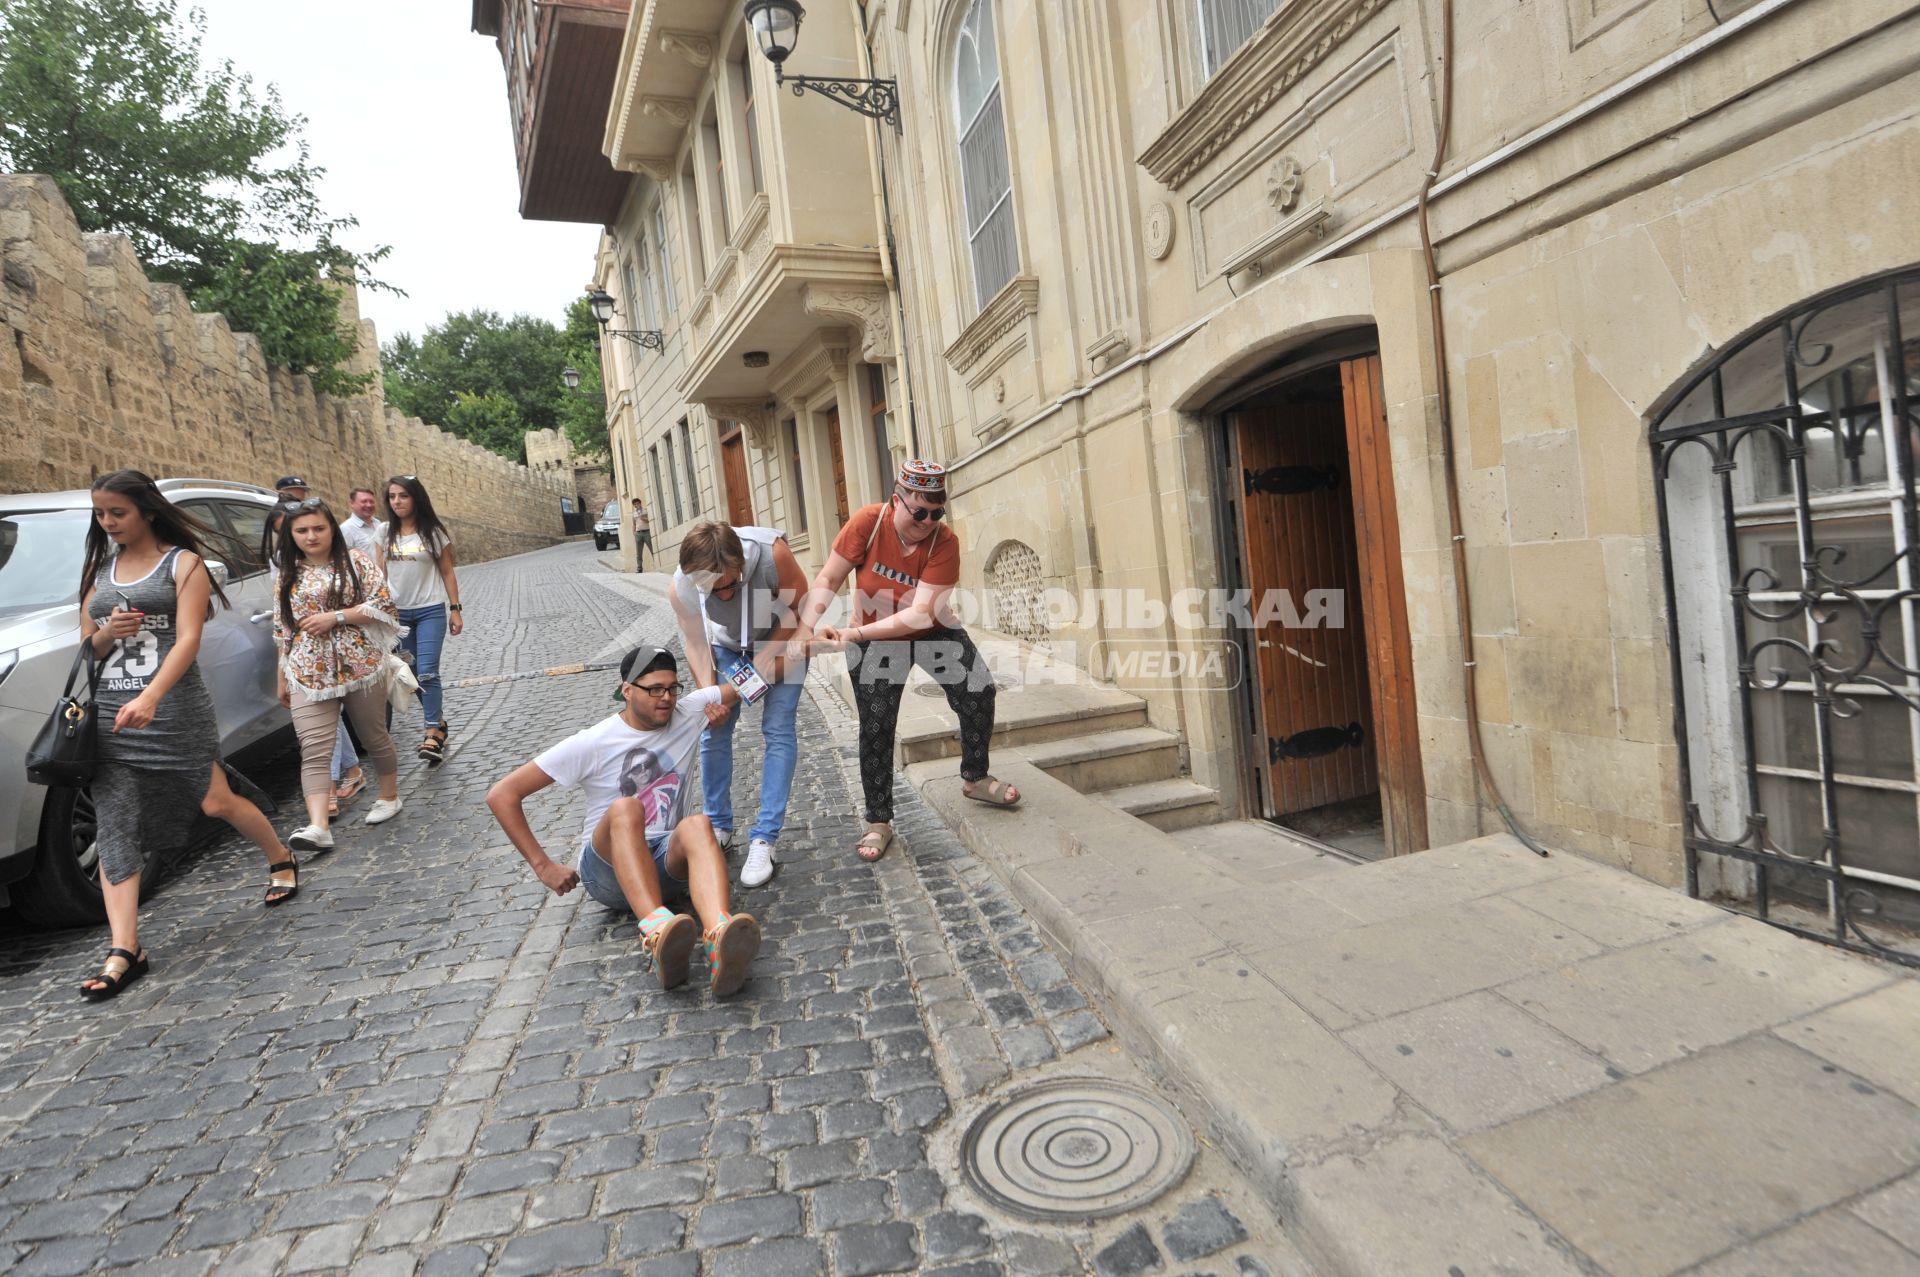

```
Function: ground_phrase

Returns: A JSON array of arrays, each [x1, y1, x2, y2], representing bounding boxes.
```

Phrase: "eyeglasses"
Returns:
[[281, 497, 324, 513], [629, 682, 681, 697], [898, 497, 946, 523]]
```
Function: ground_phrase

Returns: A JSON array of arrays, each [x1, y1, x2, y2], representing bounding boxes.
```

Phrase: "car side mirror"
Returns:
[[205, 559, 230, 588]]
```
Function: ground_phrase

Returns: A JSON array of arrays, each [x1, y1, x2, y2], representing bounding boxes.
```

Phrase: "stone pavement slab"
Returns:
[[912, 749, 1920, 1277]]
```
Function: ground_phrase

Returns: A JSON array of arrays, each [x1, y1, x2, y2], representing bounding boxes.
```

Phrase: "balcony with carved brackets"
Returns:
[[472, 0, 630, 223]]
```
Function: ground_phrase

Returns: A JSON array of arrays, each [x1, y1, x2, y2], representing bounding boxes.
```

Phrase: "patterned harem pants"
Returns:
[[847, 624, 996, 824]]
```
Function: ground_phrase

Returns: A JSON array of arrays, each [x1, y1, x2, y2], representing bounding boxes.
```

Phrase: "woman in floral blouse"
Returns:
[[274, 498, 405, 856]]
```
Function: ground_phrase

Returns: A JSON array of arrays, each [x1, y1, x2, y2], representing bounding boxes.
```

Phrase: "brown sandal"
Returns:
[[964, 776, 1021, 808], [856, 822, 894, 863]]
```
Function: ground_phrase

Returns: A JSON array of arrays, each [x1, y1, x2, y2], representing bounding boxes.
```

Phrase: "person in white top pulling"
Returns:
[[381, 475, 462, 765], [670, 521, 810, 889], [485, 647, 762, 996]]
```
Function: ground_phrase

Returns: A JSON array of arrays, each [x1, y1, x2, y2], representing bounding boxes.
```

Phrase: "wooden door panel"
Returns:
[[1232, 388, 1376, 816], [826, 410, 850, 525], [721, 436, 754, 526], [1341, 354, 1428, 853]]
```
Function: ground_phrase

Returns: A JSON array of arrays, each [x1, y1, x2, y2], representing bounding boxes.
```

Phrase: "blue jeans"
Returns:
[[330, 719, 359, 783], [398, 604, 447, 726], [701, 646, 804, 845]]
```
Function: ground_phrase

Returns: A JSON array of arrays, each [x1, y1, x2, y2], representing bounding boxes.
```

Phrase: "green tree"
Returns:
[[0, 0, 391, 395], [556, 296, 608, 459], [382, 310, 572, 455], [443, 392, 524, 459]]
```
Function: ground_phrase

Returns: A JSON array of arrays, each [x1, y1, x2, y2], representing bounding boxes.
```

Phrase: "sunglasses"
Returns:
[[897, 494, 946, 522], [281, 497, 325, 513]]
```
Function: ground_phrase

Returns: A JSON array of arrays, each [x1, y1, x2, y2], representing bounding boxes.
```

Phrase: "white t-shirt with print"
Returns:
[[533, 686, 723, 855], [385, 528, 451, 609]]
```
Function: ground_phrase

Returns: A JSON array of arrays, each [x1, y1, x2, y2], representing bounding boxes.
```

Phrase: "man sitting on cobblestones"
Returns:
[[485, 646, 763, 995]]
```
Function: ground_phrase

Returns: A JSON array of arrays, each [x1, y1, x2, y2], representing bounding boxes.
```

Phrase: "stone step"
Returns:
[[1011, 726, 1185, 793], [1097, 777, 1223, 832], [896, 684, 1149, 766]]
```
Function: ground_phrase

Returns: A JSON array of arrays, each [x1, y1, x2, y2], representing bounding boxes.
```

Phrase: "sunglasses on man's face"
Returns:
[[898, 495, 947, 522]]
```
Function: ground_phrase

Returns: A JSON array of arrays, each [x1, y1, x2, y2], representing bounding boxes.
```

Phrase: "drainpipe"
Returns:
[[1418, 0, 1549, 856]]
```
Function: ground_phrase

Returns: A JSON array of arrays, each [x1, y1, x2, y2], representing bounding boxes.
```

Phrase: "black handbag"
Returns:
[[26, 645, 102, 787]]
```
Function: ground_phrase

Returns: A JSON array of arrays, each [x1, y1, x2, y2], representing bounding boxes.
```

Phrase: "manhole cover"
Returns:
[[960, 1077, 1195, 1221], [914, 674, 1019, 698]]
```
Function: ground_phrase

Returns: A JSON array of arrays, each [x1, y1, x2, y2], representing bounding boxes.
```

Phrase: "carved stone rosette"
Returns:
[[702, 399, 778, 453], [802, 283, 895, 365]]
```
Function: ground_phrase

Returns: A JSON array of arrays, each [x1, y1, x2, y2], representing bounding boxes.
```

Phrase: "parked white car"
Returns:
[[0, 479, 292, 927], [593, 500, 622, 552]]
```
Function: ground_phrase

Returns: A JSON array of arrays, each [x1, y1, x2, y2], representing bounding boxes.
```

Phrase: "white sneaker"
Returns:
[[365, 797, 404, 825], [741, 838, 777, 888], [716, 828, 736, 853], [288, 824, 333, 852]]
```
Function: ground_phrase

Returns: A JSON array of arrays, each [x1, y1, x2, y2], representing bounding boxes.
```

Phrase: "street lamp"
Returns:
[[561, 365, 581, 391], [585, 287, 664, 352], [744, 0, 900, 130]]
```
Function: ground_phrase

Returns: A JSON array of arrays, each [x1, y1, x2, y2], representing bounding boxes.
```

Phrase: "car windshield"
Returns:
[[602, 503, 620, 520], [0, 509, 90, 618]]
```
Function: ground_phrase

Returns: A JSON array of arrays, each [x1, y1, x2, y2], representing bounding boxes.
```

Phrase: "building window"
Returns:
[[662, 429, 687, 525], [1196, 0, 1281, 79], [680, 155, 707, 283], [952, 0, 1016, 307], [648, 445, 668, 526], [653, 202, 677, 315], [1653, 268, 1920, 965], [622, 253, 654, 331], [784, 418, 807, 534], [702, 113, 731, 243], [678, 418, 700, 517], [738, 50, 765, 197], [867, 364, 894, 493]]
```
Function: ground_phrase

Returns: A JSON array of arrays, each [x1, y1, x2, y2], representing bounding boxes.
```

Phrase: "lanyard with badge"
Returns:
[[723, 560, 770, 704]]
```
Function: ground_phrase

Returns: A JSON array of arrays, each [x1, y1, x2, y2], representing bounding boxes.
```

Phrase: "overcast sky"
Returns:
[[188, 0, 600, 347]]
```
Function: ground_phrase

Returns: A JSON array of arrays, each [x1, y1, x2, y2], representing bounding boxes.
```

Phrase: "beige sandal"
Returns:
[[856, 822, 894, 863], [964, 776, 1022, 808]]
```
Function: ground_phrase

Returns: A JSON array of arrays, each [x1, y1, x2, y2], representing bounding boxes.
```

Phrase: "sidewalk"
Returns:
[[905, 742, 1920, 1276]]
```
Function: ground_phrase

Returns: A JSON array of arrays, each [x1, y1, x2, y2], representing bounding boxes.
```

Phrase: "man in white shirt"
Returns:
[[340, 487, 386, 559], [485, 646, 762, 995]]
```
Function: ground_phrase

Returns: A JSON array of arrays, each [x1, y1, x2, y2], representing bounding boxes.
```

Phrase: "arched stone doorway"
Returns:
[[1210, 331, 1428, 858]]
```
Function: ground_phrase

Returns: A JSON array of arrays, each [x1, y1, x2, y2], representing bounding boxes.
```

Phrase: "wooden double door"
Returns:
[[1229, 353, 1427, 855]]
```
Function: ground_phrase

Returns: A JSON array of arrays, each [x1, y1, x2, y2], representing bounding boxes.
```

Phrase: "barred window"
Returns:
[[953, 0, 1016, 308], [1197, 0, 1281, 79]]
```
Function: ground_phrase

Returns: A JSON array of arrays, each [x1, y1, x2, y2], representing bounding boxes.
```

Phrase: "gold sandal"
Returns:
[[856, 822, 894, 863]]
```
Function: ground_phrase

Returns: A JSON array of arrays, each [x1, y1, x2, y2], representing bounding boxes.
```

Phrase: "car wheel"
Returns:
[[594, 535, 607, 551], [11, 785, 108, 927], [9, 785, 177, 929]]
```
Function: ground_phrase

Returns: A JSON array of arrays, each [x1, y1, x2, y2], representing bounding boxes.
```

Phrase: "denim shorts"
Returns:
[[578, 830, 685, 912]]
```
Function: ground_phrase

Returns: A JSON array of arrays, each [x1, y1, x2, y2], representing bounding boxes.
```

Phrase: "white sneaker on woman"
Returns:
[[365, 797, 404, 825], [288, 824, 333, 852], [741, 838, 777, 887]]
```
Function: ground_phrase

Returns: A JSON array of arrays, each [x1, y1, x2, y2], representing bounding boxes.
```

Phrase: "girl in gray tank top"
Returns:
[[75, 471, 298, 1002]]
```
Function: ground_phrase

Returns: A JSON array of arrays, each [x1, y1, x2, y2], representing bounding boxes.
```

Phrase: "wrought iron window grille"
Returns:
[[1652, 267, 1920, 968]]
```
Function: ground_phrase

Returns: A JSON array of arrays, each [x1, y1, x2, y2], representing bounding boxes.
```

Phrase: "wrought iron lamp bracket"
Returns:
[[774, 65, 900, 129], [604, 329, 666, 353]]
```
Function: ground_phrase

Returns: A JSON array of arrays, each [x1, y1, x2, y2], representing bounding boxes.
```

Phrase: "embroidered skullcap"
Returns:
[[898, 459, 946, 494]]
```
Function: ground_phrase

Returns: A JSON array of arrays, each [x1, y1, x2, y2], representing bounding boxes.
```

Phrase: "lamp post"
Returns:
[[586, 288, 664, 352], [744, 0, 900, 130]]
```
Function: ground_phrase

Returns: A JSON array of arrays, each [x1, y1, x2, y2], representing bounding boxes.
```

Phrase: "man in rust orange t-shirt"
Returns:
[[797, 460, 1022, 863]]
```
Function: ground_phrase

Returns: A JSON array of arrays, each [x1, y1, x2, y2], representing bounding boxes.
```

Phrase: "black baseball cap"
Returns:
[[615, 646, 676, 700], [274, 475, 310, 491]]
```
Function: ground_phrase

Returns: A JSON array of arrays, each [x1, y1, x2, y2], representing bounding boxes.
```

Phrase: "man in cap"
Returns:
[[485, 647, 762, 995], [274, 475, 312, 501]]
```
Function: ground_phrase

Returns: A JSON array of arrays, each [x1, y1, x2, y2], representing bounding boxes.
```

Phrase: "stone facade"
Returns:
[[0, 174, 573, 562], [524, 425, 616, 518], [575, 1, 1920, 894]]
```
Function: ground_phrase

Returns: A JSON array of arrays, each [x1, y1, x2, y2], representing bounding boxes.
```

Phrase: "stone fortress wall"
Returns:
[[0, 174, 573, 562], [525, 426, 616, 519]]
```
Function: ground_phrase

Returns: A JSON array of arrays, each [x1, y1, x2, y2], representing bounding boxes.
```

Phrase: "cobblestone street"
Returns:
[[0, 543, 1289, 1277]]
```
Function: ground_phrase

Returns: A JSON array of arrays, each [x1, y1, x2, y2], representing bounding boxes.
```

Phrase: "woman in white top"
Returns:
[[381, 475, 463, 764]]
